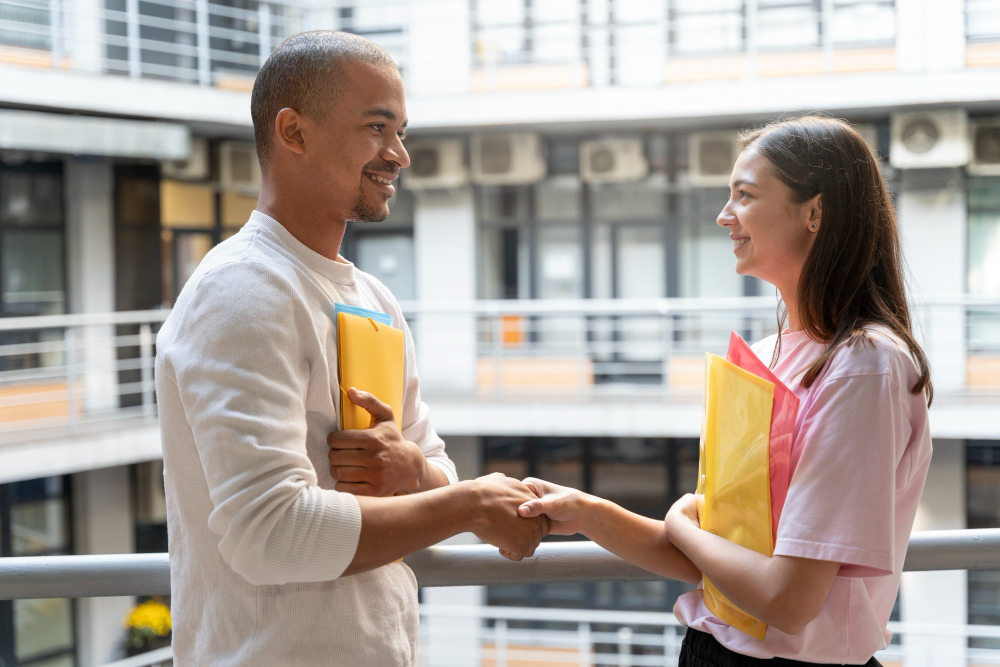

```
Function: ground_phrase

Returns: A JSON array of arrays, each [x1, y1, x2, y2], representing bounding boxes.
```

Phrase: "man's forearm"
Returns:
[[342, 480, 480, 576], [581, 498, 701, 585]]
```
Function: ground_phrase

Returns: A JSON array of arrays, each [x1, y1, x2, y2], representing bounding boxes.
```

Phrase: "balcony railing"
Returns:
[[1, 297, 998, 443], [1, 530, 999, 667]]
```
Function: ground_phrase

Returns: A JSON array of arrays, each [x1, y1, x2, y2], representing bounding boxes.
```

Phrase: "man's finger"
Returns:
[[335, 481, 377, 495], [328, 448, 371, 467], [332, 466, 371, 484], [328, 429, 377, 448], [346, 387, 394, 426]]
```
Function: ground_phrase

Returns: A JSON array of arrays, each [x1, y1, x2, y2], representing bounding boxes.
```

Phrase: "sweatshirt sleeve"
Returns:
[[164, 260, 361, 585]]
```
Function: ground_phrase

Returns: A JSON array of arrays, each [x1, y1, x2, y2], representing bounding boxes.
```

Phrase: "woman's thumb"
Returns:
[[518, 499, 544, 518]]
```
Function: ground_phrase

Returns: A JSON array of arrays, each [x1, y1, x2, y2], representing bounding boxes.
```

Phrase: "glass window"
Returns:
[[14, 598, 74, 662], [967, 178, 1000, 355], [678, 190, 743, 298], [477, 186, 530, 223], [968, 442, 1000, 649], [592, 438, 669, 518], [833, 0, 895, 47], [538, 225, 584, 299], [160, 180, 215, 229], [670, 0, 745, 55], [590, 175, 667, 221], [0, 172, 62, 227], [758, 0, 820, 50], [536, 176, 582, 221], [355, 232, 416, 302], [967, 0, 1000, 41], [1, 230, 65, 316], [11, 499, 70, 556]]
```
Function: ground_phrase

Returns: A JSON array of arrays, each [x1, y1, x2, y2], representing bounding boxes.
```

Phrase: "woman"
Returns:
[[516, 116, 932, 666]]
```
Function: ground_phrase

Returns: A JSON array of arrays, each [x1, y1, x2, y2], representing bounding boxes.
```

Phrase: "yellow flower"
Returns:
[[124, 600, 172, 637]]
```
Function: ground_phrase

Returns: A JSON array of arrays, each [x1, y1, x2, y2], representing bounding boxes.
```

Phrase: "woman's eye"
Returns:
[[738, 190, 750, 200]]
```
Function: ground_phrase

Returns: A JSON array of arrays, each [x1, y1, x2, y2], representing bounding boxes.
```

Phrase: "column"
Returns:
[[900, 439, 966, 667], [65, 158, 118, 416], [421, 435, 483, 667], [413, 187, 478, 393], [72, 466, 136, 666], [896, 168, 967, 394]]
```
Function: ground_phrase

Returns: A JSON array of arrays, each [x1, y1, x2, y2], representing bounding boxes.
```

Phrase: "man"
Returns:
[[155, 31, 549, 666]]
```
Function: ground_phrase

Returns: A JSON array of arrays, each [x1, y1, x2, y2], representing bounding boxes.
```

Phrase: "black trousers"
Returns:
[[679, 629, 883, 667]]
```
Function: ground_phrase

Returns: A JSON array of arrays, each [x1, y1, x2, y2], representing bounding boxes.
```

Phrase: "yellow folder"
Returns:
[[337, 311, 405, 431], [699, 352, 775, 640]]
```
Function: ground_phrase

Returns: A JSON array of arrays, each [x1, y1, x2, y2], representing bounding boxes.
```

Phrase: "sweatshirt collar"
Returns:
[[249, 210, 356, 286]]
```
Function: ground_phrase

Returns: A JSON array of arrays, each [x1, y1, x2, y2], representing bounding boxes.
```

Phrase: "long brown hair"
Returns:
[[741, 116, 933, 404]]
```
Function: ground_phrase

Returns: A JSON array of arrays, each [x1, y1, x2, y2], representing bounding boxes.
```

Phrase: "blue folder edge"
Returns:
[[333, 302, 394, 328]]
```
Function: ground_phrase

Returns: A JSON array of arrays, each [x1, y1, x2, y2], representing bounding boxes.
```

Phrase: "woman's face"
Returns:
[[717, 147, 821, 294]]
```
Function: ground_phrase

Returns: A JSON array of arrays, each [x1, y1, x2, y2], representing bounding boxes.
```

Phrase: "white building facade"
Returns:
[[1, 0, 999, 664]]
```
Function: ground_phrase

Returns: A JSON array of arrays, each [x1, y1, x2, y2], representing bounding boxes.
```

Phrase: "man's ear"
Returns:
[[274, 107, 307, 156]]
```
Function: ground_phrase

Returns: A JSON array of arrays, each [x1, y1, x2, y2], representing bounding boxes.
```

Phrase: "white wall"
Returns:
[[413, 187, 478, 393], [73, 466, 136, 667], [900, 439, 967, 667], [896, 0, 966, 73]]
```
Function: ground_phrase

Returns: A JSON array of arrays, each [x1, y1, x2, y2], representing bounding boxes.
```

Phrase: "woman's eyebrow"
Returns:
[[732, 178, 758, 189]]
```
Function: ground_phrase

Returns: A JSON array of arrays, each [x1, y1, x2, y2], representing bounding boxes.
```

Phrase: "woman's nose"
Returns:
[[717, 203, 736, 228]]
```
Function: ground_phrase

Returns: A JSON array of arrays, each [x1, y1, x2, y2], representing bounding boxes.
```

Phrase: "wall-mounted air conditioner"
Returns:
[[689, 131, 740, 187], [580, 139, 648, 184], [968, 119, 1000, 176], [470, 133, 546, 186], [220, 141, 262, 189], [890, 111, 970, 169], [402, 139, 468, 189], [162, 137, 209, 180]]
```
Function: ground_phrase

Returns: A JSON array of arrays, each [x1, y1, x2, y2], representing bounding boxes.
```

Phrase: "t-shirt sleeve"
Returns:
[[164, 261, 362, 586], [773, 372, 902, 578]]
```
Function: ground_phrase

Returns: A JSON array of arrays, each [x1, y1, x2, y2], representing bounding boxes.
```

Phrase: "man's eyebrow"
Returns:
[[364, 108, 408, 128]]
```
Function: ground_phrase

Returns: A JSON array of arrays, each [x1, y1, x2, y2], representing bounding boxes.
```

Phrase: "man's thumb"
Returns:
[[347, 387, 393, 424]]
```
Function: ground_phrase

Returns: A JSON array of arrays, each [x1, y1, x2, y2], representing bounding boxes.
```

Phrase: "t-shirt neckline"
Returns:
[[249, 210, 357, 286]]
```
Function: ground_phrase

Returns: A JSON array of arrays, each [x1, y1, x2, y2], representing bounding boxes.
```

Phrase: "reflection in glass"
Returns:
[[14, 598, 74, 662], [11, 498, 69, 556], [1, 230, 65, 316], [174, 232, 214, 296], [0, 172, 62, 226]]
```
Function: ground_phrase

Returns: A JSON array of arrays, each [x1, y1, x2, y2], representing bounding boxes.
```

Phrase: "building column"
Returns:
[[413, 187, 478, 393], [896, 169, 967, 394], [421, 435, 483, 666], [65, 158, 118, 414], [72, 466, 135, 667], [900, 439, 966, 667]]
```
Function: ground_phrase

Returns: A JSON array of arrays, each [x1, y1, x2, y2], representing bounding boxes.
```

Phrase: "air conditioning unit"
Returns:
[[470, 133, 546, 186], [402, 139, 468, 189], [890, 111, 970, 169], [968, 119, 1000, 176], [162, 137, 209, 180], [689, 131, 740, 187], [580, 139, 648, 184], [220, 141, 262, 189]]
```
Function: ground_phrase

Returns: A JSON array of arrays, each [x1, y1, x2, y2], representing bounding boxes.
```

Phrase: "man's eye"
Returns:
[[370, 124, 384, 132]]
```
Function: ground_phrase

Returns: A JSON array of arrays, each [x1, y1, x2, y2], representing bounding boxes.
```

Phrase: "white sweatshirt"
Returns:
[[155, 210, 457, 667]]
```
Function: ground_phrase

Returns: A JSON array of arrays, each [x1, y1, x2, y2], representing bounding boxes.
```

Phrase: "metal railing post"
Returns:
[[617, 626, 633, 666], [126, 0, 141, 77], [257, 1, 271, 67], [50, 0, 62, 69], [65, 326, 78, 431], [139, 323, 155, 422], [196, 0, 211, 85], [578, 622, 591, 667], [495, 618, 508, 667]]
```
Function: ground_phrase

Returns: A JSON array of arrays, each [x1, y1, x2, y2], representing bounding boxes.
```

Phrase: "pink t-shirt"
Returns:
[[674, 326, 933, 664]]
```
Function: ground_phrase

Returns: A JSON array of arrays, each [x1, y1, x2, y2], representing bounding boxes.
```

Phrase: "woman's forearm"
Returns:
[[580, 497, 701, 585]]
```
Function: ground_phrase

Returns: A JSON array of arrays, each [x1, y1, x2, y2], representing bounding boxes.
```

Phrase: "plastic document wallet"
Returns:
[[336, 308, 404, 432], [698, 352, 775, 641], [726, 332, 799, 543]]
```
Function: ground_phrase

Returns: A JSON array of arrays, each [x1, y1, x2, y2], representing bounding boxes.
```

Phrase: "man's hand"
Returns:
[[328, 388, 439, 497], [470, 473, 551, 561], [517, 477, 594, 536]]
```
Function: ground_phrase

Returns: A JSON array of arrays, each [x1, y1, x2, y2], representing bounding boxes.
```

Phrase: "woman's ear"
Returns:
[[805, 193, 822, 232], [274, 107, 308, 157]]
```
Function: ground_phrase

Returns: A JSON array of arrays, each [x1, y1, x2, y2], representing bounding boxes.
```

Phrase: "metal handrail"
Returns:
[[1, 529, 998, 601]]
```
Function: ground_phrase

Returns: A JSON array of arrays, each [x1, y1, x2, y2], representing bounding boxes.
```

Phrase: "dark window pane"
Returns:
[[1, 230, 65, 316], [0, 172, 62, 226], [968, 442, 1000, 649], [11, 499, 70, 556]]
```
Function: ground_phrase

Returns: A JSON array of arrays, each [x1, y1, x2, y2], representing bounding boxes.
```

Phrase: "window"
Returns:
[[967, 442, 1000, 649], [833, 0, 895, 47], [967, 178, 1000, 355], [967, 0, 1000, 42], [669, 0, 745, 56], [0, 476, 76, 667]]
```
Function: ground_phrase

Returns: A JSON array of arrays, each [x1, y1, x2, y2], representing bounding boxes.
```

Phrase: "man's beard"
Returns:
[[347, 183, 390, 223]]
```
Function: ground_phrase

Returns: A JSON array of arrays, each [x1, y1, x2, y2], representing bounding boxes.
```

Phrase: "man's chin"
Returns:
[[348, 196, 391, 223]]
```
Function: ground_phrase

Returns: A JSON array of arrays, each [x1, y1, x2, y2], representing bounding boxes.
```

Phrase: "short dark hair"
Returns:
[[250, 30, 397, 168]]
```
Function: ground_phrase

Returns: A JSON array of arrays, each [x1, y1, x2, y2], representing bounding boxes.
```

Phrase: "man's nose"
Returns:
[[385, 138, 410, 169]]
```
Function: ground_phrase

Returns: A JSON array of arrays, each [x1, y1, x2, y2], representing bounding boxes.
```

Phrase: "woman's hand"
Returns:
[[664, 493, 701, 542], [515, 477, 595, 536]]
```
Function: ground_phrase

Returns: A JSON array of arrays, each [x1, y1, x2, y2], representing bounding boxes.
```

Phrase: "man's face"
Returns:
[[307, 60, 410, 223]]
